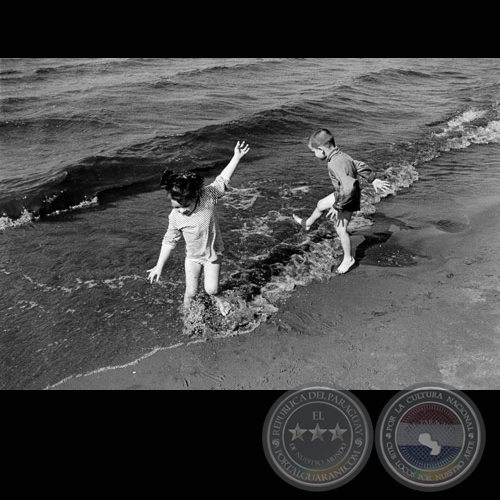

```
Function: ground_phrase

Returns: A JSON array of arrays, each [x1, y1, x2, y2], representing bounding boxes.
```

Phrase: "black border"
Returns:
[[3, 390, 494, 498]]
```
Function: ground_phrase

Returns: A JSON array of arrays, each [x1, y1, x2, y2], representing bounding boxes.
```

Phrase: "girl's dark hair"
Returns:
[[160, 170, 204, 206]]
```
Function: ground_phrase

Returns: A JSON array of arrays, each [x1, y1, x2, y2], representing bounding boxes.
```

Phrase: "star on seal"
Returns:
[[329, 423, 347, 441], [288, 423, 307, 441], [262, 385, 373, 491], [309, 423, 327, 441]]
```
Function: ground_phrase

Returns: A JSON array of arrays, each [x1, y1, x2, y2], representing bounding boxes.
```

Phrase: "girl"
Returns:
[[147, 141, 250, 315]]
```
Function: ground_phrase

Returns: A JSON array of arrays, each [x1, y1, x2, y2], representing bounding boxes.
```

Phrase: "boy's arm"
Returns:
[[353, 159, 377, 183], [354, 159, 391, 193], [219, 141, 250, 182]]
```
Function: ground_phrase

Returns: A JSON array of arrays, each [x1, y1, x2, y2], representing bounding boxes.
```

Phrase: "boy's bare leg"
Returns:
[[335, 210, 356, 274], [203, 260, 231, 316], [293, 209, 322, 231], [293, 193, 336, 231]]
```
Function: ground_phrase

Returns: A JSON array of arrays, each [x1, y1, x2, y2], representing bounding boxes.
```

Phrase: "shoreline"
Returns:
[[51, 196, 500, 390]]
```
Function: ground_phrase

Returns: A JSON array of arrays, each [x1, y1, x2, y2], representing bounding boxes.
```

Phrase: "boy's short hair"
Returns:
[[308, 129, 336, 149]]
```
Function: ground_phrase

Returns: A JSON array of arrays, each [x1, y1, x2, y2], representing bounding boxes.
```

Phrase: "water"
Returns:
[[1, 58, 499, 390]]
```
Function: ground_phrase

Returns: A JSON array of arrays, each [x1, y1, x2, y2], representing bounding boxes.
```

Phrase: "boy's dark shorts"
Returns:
[[339, 185, 361, 213]]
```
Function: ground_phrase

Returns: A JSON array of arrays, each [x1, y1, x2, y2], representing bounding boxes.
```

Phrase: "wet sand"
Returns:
[[51, 195, 500, 390]]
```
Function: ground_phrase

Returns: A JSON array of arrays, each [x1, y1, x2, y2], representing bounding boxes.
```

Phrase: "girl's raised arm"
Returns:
[[219, 141, 250, 181]]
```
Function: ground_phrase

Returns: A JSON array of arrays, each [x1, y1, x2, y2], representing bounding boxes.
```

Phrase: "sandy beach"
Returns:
[[51, 190, 500, 391]]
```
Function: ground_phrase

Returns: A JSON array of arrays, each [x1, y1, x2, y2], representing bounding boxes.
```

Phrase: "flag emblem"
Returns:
[[376, 384, 485, 492]]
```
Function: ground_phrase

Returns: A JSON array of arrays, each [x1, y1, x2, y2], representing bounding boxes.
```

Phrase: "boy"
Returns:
[[293, 129, 391, 274]]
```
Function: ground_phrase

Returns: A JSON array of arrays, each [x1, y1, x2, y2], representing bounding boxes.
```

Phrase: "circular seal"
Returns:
[[375, 383, 485, 491], [262, 385, 373, 491]]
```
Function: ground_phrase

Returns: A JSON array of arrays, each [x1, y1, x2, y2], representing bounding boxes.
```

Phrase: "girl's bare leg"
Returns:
[[184, 258, 203, 311], [203, 260, 231, 316]]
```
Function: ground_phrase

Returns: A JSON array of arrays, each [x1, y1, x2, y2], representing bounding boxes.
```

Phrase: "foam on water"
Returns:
[[221, 185, 261, 210], [279, 185, 311, 199], [446, 109, 487, 129], [6, 272, 179, 299], [0, 209, 37, 230], [444, 120, 500, 149], [0, 196, 99, 231], [46, 196, 99, 217], [433, 108, 500, 151]]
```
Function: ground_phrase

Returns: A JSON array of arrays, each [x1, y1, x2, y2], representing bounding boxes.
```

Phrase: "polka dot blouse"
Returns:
[[162, 175, 229, 262]]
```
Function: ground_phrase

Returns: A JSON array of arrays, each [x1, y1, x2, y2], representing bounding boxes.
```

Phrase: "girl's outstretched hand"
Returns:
[[234, 140, 250, 159], [147, 265, 162, 284]]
